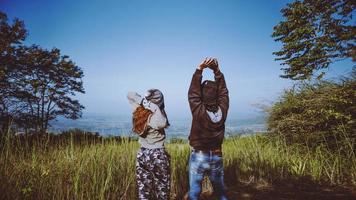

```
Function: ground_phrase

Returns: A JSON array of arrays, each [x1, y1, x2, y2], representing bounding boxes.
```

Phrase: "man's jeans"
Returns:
[[188, 151, 228, 200]]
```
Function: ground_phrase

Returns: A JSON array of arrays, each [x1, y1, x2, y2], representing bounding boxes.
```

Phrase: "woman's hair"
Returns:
[[132, 106, 152, 137]]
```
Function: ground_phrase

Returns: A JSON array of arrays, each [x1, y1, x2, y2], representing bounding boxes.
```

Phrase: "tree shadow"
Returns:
[[196, 159, 356, 200], [221, 179, 356, 200]]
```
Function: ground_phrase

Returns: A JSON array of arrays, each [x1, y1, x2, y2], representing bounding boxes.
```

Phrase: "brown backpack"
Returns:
[[132, 106, 152, 137]]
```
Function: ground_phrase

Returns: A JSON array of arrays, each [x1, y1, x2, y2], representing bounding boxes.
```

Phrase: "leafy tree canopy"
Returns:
[[0, 11, 85, 133], [272, 0, 355, 80]]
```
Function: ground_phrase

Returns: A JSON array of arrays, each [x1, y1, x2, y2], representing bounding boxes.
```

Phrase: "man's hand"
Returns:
[[198, 57, 215, 70], [208, 58, 219, 72], [197, 57, 219, 72]]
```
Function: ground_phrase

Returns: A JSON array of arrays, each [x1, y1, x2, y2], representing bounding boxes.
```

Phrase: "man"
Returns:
[[187, 57, 229, 200]]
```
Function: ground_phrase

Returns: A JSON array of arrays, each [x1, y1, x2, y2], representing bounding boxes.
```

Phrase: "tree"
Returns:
[[272, 0, 355, 80], [0, 11, 85, 133], [0, 11, 27, 131], [0, 12, 26, 55], [14, 45, 85, 133]]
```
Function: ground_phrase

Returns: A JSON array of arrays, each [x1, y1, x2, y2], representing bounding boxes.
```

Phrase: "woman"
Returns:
[[127, 89, 170, 200]]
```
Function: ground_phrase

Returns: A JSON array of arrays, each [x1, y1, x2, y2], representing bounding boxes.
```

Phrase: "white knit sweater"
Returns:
[[127, 92, 167, 149]]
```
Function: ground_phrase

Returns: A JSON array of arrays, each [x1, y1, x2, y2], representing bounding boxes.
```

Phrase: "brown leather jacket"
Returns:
[[188, 69, 229, 150]]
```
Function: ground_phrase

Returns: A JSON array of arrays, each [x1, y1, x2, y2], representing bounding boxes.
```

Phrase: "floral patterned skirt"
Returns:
[[136, 147, 171, 200]]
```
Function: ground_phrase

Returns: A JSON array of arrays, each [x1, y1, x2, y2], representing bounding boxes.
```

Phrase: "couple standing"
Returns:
[[127, 58, 229, 200]]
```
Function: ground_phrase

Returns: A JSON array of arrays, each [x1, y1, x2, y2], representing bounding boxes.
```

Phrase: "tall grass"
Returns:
[[0, 131, 355, 199], [223, 135, 356, 186]]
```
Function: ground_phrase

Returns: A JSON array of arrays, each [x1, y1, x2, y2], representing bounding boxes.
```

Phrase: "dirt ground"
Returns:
[[192, 180, 356, 200]]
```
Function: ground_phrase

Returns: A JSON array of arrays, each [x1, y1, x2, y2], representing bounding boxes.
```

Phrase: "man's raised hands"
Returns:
[[197, 57, 219, 72]]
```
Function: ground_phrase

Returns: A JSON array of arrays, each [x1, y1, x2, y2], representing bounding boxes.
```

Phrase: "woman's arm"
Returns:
[[127, 92, 143, 111], [142, 99, 167, 129]]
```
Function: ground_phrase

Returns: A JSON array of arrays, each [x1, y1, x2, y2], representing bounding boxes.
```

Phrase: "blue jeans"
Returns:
[[188, 151, 228, 200]]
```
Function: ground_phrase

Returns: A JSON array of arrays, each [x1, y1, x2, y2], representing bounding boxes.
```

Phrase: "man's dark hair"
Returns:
[[201, 80, 218, 112]]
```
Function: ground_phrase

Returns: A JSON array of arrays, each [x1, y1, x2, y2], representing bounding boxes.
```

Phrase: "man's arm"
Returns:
[[214, 70, 229, 120], [188, 69, 203, 115], [208, 59, 229, 120], [188, 58, 215, 117]]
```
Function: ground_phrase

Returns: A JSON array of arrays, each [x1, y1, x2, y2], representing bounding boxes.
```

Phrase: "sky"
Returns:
[[0, 0, 352, 119]]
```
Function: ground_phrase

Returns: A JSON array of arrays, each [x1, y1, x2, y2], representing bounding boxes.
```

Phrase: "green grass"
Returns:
[[0, 132, 355, 199]]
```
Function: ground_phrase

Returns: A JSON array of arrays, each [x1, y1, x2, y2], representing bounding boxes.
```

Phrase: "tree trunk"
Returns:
[[44, 100, 52, 134]]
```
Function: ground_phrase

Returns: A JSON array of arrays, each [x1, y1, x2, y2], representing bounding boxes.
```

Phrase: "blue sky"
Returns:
[[1, 0, 352, 119]]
